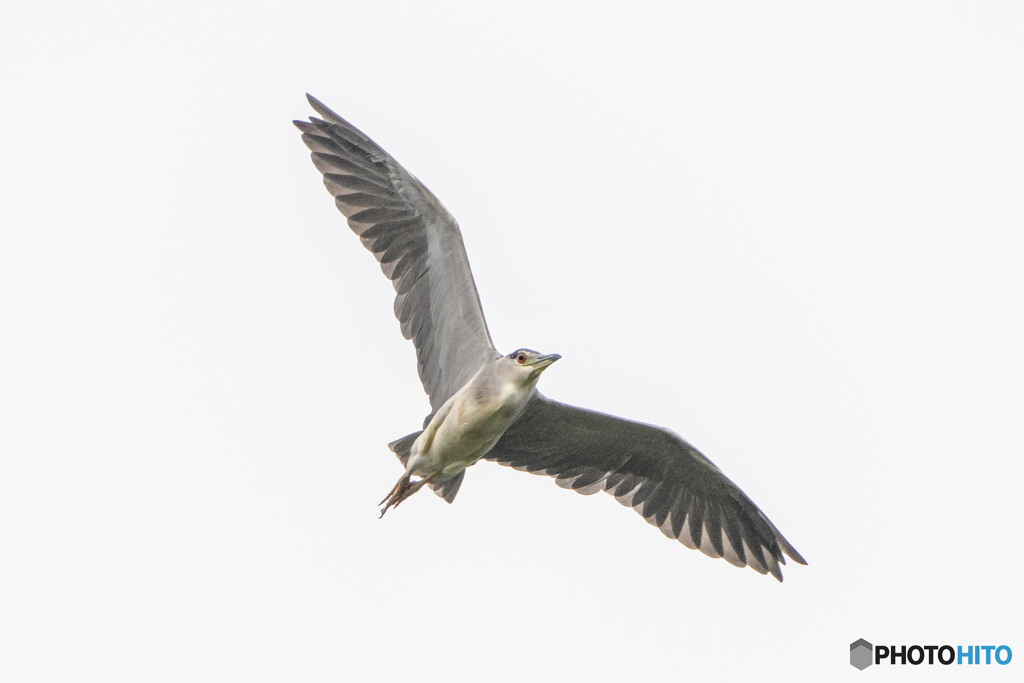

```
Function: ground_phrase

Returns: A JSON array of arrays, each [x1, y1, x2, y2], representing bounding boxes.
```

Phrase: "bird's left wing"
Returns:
[[486, 393, 806, 581], [295, 96, 496, 411]]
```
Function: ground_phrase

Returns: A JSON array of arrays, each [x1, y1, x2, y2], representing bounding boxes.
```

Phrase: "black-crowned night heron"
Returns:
[[295, 95, 806, 581]]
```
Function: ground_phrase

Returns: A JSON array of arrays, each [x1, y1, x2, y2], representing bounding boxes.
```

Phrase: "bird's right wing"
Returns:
[[295, 95, 497, 411], [486, 393, 806, 581]]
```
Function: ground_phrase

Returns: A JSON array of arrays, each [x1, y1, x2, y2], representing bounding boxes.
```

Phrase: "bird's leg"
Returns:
[[378, 474, 409, 516], [379, 472, 437, 518]]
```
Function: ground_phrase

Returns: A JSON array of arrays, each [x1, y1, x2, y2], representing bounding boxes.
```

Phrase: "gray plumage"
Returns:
[[295, 95, 806, 581], [295, 96, 494, 413]]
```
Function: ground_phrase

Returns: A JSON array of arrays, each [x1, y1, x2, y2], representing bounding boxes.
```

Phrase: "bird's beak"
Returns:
[[529, 353, 561, 370]]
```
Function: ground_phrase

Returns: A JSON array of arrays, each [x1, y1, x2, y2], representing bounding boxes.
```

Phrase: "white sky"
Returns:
[[2, 2, 1022, 680]]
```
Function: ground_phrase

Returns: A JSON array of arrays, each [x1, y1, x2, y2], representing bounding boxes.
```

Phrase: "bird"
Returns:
[[294, 94, 806, 581]]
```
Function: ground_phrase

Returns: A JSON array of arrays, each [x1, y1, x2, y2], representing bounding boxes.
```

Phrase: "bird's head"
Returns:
[[503, 348, 561, 385]]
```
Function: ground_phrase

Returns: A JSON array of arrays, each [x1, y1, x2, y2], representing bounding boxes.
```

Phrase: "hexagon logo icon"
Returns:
[[850, 639, 873, 670]]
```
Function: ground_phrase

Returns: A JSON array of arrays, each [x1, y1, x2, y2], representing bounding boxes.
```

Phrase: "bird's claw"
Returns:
[[379, 473, 435, 518]]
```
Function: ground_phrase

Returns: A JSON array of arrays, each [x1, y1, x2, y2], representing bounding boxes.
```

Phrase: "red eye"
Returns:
[[516, 353, 526, 363]]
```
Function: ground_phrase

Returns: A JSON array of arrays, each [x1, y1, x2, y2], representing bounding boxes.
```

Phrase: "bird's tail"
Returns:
[[387, 432, 465, 504]]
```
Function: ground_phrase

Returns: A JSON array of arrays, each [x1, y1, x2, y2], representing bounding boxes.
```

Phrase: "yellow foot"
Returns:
[[379, 472, 436, 518]]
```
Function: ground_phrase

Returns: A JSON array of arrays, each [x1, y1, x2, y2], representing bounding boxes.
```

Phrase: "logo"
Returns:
[[849, 639, 1012, 669], [850, 639, 873, 670]]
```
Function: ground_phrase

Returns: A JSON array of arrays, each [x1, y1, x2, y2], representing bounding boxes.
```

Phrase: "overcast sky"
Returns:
[[2, 2, 1022, 680]]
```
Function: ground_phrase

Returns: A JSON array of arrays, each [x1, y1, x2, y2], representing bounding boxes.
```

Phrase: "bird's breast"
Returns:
[[418, 381, 532, 475]]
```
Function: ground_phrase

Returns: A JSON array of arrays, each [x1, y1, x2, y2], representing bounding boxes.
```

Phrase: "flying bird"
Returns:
[[294, 95, 806, 580]]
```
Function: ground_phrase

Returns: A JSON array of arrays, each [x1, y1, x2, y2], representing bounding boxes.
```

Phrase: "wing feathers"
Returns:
[[648, 484, 675, 528], [296, 96, 496, 411], [487, 393, 805, 581], [322, 172, 390, 194]]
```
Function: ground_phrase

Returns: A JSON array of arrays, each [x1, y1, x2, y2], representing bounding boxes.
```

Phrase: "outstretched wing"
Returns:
[[295, 95, 497, 411], [487, 393, 806, 581]]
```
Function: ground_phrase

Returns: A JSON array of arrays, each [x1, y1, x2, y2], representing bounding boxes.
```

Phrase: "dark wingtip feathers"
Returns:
[[305, 94, 367, 136], [783, 540, 808, 566], [305, 93, 335, 119]]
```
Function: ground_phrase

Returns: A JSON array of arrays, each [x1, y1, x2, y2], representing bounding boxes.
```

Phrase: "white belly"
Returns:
[[407, 378, 529, 477]]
